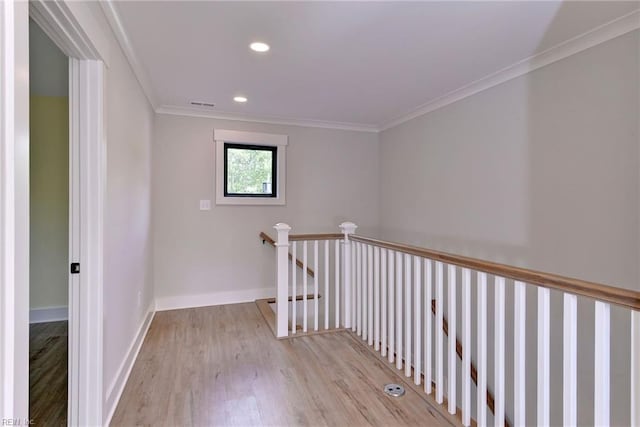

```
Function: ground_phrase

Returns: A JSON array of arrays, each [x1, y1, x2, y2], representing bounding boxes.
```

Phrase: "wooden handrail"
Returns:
[[259, 232, 315, 278], [289, 233, 343, 241], [259, 231, 276, 246], [350, 235, 640, 311]]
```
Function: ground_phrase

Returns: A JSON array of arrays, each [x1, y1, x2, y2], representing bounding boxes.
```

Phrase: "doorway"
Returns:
[[28, 18, 69, 424], [0, 2, 106, 423]]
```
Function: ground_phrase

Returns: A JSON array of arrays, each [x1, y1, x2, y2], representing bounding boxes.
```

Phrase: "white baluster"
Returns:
[[339, 223, 356, 330], [405, 253, 412, 377], [632, 310, 640, 427], [273, 223, 291, 338], [363, 244, 368, 342], [538, 287, 550, 426], [335, 239, 340, 328], [291, 241, 297, 334], [396, 251, 403, 371], [324, 240, 329, 330], [314, 240, 319, 331], [436, 261, 444, 404], [374, 246, 380, 351], [352, 243, 356, 331], [356, 242, 362, 337], [425, 259, 433, 395], [461, 268, 471, 426], [414, 256, 421, 386], [514, 281, 527, 427], [563, 293, 577, 427], [389, 250, 395, 364], [448, 264, 456, 414], [477, 272, 487, 426], [594, 301, 610, 426], [381, 249, 387, 357], [303, 240, 308, 333], [368, 245, 374, 346], [495, 276, 505, 427]]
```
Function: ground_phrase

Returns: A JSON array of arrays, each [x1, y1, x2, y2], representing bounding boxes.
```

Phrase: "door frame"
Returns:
[[1, 1, 107, 424], [0, 0, 29, 421], [66, 58, 105, 427]]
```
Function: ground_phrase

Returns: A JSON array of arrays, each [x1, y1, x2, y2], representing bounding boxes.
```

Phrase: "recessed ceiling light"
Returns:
[[234, 96, 248, 103], [249, 42, 270, 53]]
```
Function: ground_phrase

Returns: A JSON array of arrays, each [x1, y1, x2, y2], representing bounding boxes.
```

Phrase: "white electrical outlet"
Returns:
[[137, 291, 142, 307], [199, 199, 211, 210]]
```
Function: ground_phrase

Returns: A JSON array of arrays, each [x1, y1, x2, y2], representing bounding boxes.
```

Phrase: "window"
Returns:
[[214, 129, 287, 205], [224, 143, 277, 197]]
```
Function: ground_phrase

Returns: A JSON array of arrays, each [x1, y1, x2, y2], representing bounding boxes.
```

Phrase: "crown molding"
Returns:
[[379, 9, 640, 132], [97, 1, 639, 134], [100, 1, 158, 109], [30, 0, 108, 65], [156, 105, 380, 133]]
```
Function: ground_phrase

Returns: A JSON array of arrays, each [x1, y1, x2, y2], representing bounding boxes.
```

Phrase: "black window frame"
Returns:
[[223, 142, 278, 198]]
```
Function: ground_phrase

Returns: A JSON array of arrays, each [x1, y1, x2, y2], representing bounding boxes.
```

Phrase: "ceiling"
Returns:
[[111, 1, 640, 131]]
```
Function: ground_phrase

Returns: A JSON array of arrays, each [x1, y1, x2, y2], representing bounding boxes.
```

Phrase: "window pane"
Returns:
[[226, 147, 274, 194]]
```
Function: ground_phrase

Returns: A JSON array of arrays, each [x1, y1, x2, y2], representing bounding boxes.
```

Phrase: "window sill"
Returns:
[[215, 195, 286, 206]]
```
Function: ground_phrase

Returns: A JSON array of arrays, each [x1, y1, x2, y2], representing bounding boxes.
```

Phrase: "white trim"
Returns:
[[380, 9, 640, 131], [29, 0, 108, 66], [67, 55, 81, 427], [0, 0, 30, 420], [156, 105, 379, 133], [99, 1, 157, 108], [155, 288, 274, 312], [29, 306, 68, 324], [215, 130, 287, 206], [104, 304, 155, 426], [214, 129, 288, 147], [72, 58, 105, 427]]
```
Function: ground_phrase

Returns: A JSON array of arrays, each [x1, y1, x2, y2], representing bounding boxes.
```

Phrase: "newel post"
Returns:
[[274, 223, 291, 338], [339, 222, 357, 329]]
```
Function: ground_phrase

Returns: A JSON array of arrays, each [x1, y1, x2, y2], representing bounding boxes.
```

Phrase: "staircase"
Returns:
[[262, 222, 640, 426]]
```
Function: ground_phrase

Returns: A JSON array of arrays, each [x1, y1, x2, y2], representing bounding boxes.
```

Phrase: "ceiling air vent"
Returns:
[[190, 101, 215, 108]]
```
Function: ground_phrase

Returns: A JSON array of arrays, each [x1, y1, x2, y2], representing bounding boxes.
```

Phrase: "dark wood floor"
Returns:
[[29, 321, 67, 426], [111, 303, 453, 426]]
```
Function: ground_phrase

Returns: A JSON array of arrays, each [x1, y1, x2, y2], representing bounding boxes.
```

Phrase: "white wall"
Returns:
[[152, 114, 379, 308], [103, 38, 154, 427], [379, 30, 639, 426], [102, 35, 155, 424]]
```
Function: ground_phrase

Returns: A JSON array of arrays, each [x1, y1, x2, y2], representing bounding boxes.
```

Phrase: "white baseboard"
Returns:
[[155, 287, 274, 311], [29, 306, 68, 323], [104, 303, 155, 426]]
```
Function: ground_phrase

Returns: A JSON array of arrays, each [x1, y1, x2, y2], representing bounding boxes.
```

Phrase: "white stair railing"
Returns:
[[273, 223, 355, 337], [273, 221, 640, 427]]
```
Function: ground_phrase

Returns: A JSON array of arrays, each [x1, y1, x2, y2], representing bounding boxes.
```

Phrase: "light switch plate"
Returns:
[[199, 199, 211, 210]]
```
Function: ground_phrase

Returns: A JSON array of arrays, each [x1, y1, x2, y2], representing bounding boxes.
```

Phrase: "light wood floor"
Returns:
[[29, 321, 68, 426], [111, 303, 452, 426]]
